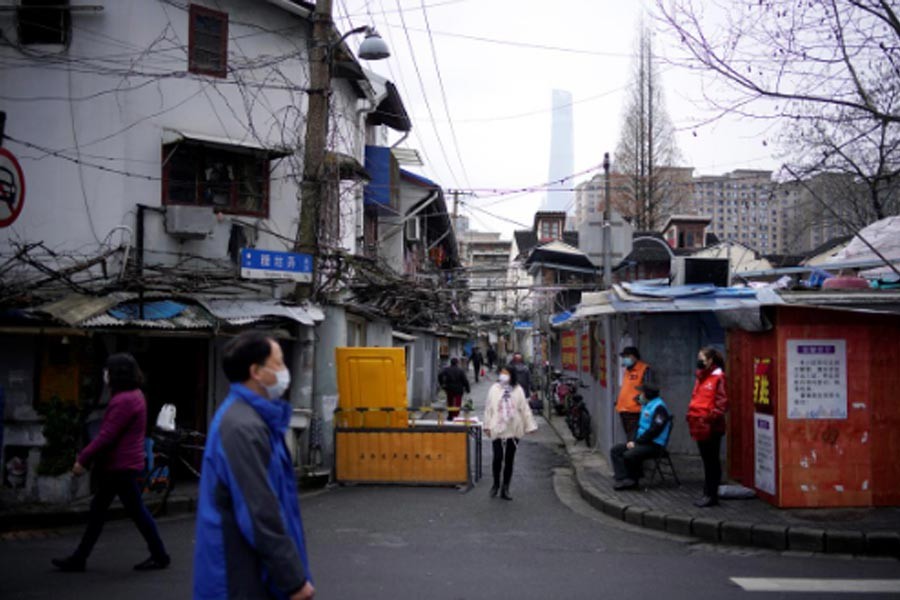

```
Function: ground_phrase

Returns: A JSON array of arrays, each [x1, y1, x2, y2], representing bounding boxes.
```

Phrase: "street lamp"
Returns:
[[295, 0, 391, 301], [355, 27, 390, 60]]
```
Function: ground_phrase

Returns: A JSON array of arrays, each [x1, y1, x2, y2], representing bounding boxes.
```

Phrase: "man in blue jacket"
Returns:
[[609, 371, 671, 491], [194, 332, 314, 599]]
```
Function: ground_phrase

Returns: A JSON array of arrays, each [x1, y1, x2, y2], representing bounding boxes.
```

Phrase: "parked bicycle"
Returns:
[[565, 391, 592, 446], [141, 427, 206, 516]]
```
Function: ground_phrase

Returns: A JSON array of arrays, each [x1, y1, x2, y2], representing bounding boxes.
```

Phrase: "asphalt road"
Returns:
[[2, 374, 898, 599]]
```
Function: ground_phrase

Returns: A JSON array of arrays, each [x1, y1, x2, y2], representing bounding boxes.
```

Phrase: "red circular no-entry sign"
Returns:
[[0, 147, 25, 228]]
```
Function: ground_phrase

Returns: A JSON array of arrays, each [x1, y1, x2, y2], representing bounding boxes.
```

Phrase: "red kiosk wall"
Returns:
[[726, 330, 776, 502], [729, 307, 900, 507]]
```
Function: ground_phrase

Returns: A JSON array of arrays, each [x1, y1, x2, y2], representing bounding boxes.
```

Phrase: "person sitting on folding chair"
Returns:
[[610, 371, 671, 491]]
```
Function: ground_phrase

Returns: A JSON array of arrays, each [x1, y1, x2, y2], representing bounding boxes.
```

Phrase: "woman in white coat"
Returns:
[[483, 366, 538, 500]]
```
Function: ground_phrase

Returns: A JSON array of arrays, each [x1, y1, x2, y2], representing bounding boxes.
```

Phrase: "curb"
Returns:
[[547, 416, 900, 559], [571, 461, 900, 558]]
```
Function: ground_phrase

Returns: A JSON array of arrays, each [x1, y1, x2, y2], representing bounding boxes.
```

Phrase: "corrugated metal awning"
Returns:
[[201, 299, 325, 327], [83, 304, 215, 330], [32, 292, 136, 326], [162, 129, 292, 158]]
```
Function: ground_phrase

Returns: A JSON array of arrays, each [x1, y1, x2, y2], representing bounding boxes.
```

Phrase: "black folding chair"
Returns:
[[646, 419, 680, 487]]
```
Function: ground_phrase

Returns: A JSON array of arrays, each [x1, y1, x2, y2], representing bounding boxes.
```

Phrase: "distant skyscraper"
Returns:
[[543, 89, 575, 213]]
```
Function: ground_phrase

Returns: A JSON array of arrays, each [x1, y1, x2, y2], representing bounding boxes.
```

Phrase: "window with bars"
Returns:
[[17, 0, 70, 45], [189, 4, 228, 78], [162, 143, 269, 217]]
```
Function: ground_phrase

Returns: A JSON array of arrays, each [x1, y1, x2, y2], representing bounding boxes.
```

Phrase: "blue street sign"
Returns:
[[514, 321, 534, 330], [240, 248, 313, 283]]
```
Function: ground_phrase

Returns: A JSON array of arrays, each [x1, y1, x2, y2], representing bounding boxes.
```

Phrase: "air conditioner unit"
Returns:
[[165, 205, 214, 239], [671, 257, 730, 287], [405, 217, 422, 241]]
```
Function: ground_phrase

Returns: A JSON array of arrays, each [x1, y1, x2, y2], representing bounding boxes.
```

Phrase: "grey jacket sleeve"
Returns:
[[221, 419, 307, 594]]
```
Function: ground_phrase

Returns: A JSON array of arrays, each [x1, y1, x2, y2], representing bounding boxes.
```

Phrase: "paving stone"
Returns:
[[752, 524, 788, 551], [692, 517, 722, 542], [666, 514, 693, 536], [624, 506, 648, 526], [865, 532, 900, 558], [642, 510, 667, 532], [788, 527, 825, 553], [721, 521, 754, 546], [824, 529, 865, 555]]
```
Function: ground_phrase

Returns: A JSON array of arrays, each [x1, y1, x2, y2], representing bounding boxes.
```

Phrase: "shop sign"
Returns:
[[752, 357, 774, 414], [754, 413, 776, 495], [561, 330, 577, 372]]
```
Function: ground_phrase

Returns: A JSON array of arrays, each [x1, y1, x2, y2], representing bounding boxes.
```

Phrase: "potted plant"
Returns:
[[36, 397, 88, 504]]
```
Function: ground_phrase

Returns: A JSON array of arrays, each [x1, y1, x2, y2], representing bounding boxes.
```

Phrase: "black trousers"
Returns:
[[610, 442, 661, 481], [491, 438, 518, 488], [472, 362, 482, 382], [74, 470, 168, 562], [696, 432, 723, 498], [619, 412, 640, 441]]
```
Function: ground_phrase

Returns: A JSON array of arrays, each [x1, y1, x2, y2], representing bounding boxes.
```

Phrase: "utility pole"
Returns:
[[602, 152, 613, 289], [294, 0, 334, 301]]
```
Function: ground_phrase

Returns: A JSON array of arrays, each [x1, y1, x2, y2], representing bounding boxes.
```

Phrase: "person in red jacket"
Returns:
[[686, 346, 728, 508], [52, 353, 169, 573]]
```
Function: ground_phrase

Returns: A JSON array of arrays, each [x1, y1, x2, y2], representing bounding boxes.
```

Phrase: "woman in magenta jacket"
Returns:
[[686, 346, 728, 508], [52, 353, 169, 572]]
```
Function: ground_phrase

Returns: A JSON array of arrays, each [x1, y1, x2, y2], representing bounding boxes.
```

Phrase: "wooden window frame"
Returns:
[[188, 4, 228, 78], [161, 143, 271, 218]]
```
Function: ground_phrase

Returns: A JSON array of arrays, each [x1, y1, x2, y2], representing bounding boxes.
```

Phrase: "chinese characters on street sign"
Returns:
[[240, 248, 312, 283], [787, 339, 847, 419]]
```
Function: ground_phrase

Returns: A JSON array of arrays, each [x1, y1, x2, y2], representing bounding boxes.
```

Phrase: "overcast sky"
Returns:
[[336, 0, 780, 237]]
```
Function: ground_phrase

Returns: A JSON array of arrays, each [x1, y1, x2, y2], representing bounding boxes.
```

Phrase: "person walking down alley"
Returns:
[[687, 346, 728, 508], [438, 357, 470, 420], [483, 367, 538, 500], [610, 371, 672, 490], [509, 353, 532, 399], [471, 347, 484, 383], [486, 345, 497, 371], [194, 332, 314, 600], [52, 354, 170, 573], [616, 346, 652, 441]]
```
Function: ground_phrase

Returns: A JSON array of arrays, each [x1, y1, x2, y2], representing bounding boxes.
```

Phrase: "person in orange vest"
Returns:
[[686, 346, 728, 508], [616, 347, 652, 441]]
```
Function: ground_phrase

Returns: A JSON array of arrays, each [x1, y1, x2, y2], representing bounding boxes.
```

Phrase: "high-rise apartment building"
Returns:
[[689, 170, 784, 253]]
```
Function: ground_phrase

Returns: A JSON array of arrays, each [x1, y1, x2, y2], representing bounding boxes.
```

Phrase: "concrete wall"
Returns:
[[411, 333, 438, 406], [568, 312, 726, 457], [0, 0, 365, 272]]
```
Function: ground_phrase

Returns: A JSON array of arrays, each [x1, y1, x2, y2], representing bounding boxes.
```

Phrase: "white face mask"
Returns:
[[499, 374, 510, 384], [263, 367, 291, 399]]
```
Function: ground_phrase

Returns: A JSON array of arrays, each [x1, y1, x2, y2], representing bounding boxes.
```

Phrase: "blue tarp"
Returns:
[[550, 311, 573, 325], [108, 300, 187, 321], [623, 282, 757, 299]]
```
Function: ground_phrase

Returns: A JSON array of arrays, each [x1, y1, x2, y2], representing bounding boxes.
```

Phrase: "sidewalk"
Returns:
[[546, 415, 900, 558], [0, 481, 200, 538]]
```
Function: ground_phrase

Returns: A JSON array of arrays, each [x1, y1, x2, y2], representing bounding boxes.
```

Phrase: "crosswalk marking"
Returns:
[[731, 578, 900, 593]]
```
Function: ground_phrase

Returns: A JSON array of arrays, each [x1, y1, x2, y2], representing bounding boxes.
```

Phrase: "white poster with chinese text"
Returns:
[[754, 413, 776, 495], [787, 339, 847, 419]]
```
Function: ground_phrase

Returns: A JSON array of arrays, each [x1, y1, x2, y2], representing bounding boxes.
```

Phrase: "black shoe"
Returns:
[[489, 484, 499, 498], [500, 486, 512, 501], [613, 478, 638, 491], [51, 556, 85, 572], [133, 555, 170, 571], [693, 496, 719, 508]]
